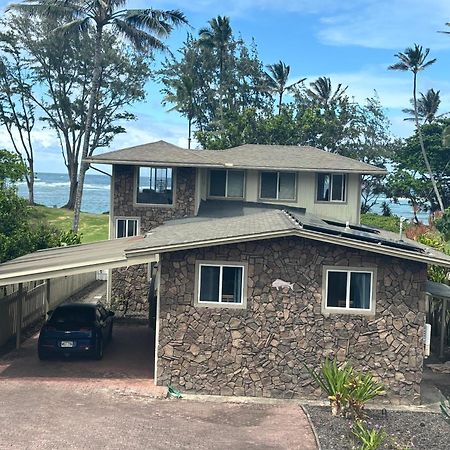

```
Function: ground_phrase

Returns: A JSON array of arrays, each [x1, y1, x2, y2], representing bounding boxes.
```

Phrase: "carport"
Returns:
[[0, 236, 157, 352]]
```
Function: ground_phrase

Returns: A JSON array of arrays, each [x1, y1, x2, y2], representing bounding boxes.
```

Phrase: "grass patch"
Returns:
[[30, 205, 109, 243], [360, 213, 400, 233]]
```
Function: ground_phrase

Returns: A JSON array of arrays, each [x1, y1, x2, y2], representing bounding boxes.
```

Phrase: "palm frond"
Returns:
[[388, 62, 408, 71], [121, 9, 187, 38], [6, 0, 83, 20], [113, 19, 166, 52], [54, 17, 91, 35]]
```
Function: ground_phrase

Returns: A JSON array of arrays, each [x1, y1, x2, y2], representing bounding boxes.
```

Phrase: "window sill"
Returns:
[[322, 308, 375, 317], [134, 202, 174, 209], [195, 301, 247, 310]]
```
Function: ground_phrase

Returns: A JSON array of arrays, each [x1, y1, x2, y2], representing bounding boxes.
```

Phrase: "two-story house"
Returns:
[[82, 140, 450, 404]]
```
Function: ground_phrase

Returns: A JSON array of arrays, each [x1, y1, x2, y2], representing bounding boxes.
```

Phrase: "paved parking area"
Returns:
[[0, 323, 318, 449]]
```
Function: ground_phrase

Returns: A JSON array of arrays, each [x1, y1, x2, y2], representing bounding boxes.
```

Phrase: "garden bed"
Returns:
[[306, 405, 450, 450]]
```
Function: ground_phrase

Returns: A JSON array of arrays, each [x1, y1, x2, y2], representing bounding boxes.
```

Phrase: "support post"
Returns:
[[440, 298, 447, 360], [15, 283, 24, 350], [45, 279, 51, 316]]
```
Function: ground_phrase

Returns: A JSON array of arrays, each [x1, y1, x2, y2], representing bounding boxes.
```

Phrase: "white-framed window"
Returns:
[[260, 171, 296, 201], [115, 218, 139, 238], [208, 169, 245, 199], [136, 167, 173, 205], [195, 262, 246, 308], [323, 267, 376, 315], [316, 173, 346, 202]]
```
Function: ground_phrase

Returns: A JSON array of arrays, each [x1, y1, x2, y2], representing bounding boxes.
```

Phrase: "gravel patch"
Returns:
[[306, 405, 450, 450]]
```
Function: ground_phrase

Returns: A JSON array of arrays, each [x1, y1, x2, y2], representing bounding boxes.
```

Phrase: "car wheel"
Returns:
[[95, 337, 104, 360]]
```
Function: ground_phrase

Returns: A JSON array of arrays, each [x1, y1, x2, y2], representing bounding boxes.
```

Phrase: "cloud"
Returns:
[[142, 0, 450, 50], [317, 0, 450, 50]]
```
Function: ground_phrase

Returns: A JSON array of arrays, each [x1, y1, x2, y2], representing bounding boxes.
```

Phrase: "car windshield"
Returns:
[[49, 307, 95, 325]]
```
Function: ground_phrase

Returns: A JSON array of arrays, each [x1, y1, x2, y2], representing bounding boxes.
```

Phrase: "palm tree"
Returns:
[[162, 74, 196, 148], [388, 44, 444, 211], [198, 15, 232, 128], [306, 76, 348, 106], [265, 60, 305, 114], [403, 89, 441, 124], [7, 0, 188, 231]]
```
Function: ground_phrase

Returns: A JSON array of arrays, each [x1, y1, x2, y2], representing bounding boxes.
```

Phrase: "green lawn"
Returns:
[[30, 205, 109, 243]]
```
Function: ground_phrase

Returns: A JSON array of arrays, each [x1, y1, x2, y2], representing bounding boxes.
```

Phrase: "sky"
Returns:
[[1, 0, 450, 173]]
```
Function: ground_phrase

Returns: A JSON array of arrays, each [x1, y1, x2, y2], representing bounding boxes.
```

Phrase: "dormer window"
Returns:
[[208, 169, 244, 199], [316, 173, 346, 202], [260, 171, 296, 201], [136, 167, 173, 205]]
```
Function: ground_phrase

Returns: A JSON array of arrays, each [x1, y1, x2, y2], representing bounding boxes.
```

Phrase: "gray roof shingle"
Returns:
[[86, 141, 386, 175]]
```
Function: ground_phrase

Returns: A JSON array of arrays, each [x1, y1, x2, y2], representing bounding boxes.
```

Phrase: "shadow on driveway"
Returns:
[[0, 323, 155, 382]]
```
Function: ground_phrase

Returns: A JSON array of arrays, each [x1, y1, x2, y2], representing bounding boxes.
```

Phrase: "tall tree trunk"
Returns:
[[64, 163, 78, 210], [412, 72, 445, 212], [27, 159, 34, 205], [278, 90, 283, 115], [188, 117, 192, 149], [72, 27, 103, 232]]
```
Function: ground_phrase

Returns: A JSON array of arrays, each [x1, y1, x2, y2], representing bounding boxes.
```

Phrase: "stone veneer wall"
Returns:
[[111, 165, 196, 317], [157, 237, 427, 404]]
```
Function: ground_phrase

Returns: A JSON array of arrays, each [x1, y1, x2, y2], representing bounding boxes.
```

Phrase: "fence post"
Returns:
[[15, 283, 24, 350], [45, 279, 51, 316]]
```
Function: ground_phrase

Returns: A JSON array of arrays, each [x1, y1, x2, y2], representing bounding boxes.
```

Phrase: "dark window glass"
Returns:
[[116, 219, 138, 238], [199, 266, 220, 302], [350, 272, 371, 309], [317, 174, 330, 201], [209, 170, 227, 197], [279, 172, 296, 199], [260, 172, 278, 198], [326, 272, 347, 308], [49, 307, 95, 325], [117, 220, 126, 238], [227, 171, 244, 198], [137, 167, 173, 204], [331, 174, 345, 201], [222, 266, 243, 303]]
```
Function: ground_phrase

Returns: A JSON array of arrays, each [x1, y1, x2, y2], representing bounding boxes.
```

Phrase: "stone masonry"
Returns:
[[111, 165, 196, 317], [157, 236, 427, 404]]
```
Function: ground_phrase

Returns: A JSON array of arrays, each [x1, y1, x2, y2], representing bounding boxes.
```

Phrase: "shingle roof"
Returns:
[[86, 141, 386, 175], [125, 201, 450, 268]]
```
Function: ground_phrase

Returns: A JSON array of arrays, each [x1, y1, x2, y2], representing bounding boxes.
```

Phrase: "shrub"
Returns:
[[347, 373, 386, 419], [352, 420, 386, 450], [435, 208, 450, 241], [305, 359, 353, 416], [441, 395, 450, 424], [306, 359, 385, 418]]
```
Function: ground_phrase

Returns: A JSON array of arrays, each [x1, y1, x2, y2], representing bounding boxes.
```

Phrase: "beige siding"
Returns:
[[199, 169, 361, 224]]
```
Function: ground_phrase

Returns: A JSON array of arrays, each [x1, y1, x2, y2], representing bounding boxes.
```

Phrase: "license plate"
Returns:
[[60, 341, 75, 348]]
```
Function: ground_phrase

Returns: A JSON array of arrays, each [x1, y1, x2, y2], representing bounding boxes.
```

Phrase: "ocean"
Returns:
[[17, 172, 428, 220]]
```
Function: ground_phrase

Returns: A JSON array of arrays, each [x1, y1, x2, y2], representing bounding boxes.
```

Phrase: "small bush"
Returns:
[[305, 359, 353, 416], [352, 420, 386, 450], [435, 208, 450, 241], [347, 373, 385, 419], [441, 396, 450, 424], [306, 359, 385, 418]]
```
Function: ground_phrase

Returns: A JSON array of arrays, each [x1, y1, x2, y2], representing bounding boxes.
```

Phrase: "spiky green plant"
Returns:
[[347, 373, 386, 419], [305, 358, 353, 416], [352, 420, 386, 450]]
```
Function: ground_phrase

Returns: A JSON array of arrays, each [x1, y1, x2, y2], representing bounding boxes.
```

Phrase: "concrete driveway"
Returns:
[[0, 323, 318, 449]]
